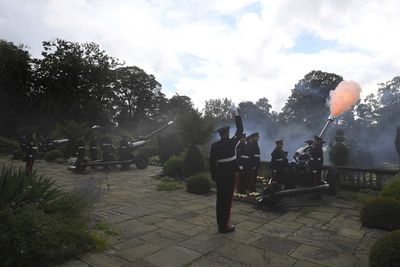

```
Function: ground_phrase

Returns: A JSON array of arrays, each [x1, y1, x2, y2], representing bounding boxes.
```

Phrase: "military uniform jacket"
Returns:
[[247, 141, 260, 169], [271, 147, 288, 174], [26, 141, 37, 159], [309, 145, 323, 171], [236, 141, 249, 170], [210, 116, 244, 180]]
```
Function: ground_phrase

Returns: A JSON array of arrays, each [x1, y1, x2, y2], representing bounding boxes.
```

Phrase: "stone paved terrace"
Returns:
[[0, 158, 389, 267]]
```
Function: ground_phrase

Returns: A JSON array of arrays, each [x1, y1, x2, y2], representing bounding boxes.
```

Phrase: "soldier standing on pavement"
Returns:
[[310, 135, 325, 199], [210, 104, 243, 234], [247, 132, 260, 192], [235, 133, 248, 194], [270, 139, 290, 188], [25, 134, 37, 175]]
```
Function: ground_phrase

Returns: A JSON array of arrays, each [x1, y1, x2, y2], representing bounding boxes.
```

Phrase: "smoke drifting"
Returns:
[[329, 80, 361, 116]]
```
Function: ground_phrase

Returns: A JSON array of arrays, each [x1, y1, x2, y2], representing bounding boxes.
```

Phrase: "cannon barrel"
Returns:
[[318, 115, 335, 139], [141, 121, 174, 141]]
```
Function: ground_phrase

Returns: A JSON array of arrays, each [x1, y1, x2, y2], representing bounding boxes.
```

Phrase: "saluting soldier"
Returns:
[[25, 134, 37, 175], [210, 104, 243, 234], [235, 133, 248, 194], [309, 135, 324, 198], [247, 132, 260, 192]]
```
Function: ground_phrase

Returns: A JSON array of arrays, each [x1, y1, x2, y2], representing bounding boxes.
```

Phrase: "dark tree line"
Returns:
[[1, 39, 399, 167]]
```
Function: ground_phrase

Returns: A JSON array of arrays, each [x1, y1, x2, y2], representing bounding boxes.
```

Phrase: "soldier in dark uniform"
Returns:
[[119, 136, 131, 161], [76, 138, 86, 161], [270, 139, 287, 184], [247, 132, 260, 192], [101, 136, 113, 162], [309, 135, 324, 198], [210, 105, 243, 234], [25, 134, 37, 175], [89, 137, 98, 161], [235, 133, 248, 194]]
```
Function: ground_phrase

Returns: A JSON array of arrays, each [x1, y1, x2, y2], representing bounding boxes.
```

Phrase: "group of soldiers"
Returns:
[[209, 105, 325, 234], [75, 136, 132, 163], [235, 132, 261, 194]]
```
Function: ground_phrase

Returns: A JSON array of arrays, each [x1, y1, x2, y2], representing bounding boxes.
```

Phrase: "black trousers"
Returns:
[[237, 169, 247, 194], [215, 169, 236, 230], [248, 168, 258, 192]]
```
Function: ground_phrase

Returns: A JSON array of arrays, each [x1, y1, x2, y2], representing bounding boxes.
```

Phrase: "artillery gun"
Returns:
[[256, 115, 338, 209], [69, 121, 173, 173]]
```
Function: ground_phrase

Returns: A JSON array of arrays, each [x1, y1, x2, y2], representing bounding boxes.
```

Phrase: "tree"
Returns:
[[34, 39, 119, 127], [177, 110, 214, 177], [376, 76, 400, 129], [280, 70, 343, 131], [329, 129, 349, 166], [0, 40, 34, 136], [204, 98, 232, 120], [396, 126, 400, 171], [113, 66, 166, 128]]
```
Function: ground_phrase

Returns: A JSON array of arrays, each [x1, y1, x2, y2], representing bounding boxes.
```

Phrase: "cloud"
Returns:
[[1, 0, 399, 111]]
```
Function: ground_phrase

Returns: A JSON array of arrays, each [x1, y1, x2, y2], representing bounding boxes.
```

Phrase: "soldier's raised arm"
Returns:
[[230, 104, 243, 142]]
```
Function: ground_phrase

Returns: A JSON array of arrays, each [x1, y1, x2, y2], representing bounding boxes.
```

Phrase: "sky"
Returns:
[[1, 0, 400, 111]]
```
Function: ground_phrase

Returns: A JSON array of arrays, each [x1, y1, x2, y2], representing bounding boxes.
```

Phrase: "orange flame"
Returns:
[[329, 80, 361, 117]]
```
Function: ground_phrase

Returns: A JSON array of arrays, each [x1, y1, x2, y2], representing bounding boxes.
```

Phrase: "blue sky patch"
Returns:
[[288, 32, 338, 54]]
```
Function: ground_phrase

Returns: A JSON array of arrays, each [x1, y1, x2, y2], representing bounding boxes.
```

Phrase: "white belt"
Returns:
[[32, 147, 37, 149], [91, 147, 97, 149], [121, 146, 127, 149], [217, 156, 236, 163], [254, 154, 260, 158], [276, 158, 283, 161], [78, 146, 84, 149], [241, 155, 249, 159]]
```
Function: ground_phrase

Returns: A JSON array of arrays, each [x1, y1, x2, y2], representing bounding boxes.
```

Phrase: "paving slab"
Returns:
[[216, 241, 268, 267], [179, 232, 227, 253], [252, 235, 301, 255], [118, 241, 161, 262], [254, 221, 303, 238], [140, 229, 188, 247], [143, 245, 201, 267], [189, 252, 250, 267], [290, 244, 355, 267], [287, 226, 332, 248]]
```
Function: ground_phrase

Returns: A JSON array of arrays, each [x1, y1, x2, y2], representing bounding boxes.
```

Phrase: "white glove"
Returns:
[[239, 166, 243, 170], [230, 104, 239, 117]]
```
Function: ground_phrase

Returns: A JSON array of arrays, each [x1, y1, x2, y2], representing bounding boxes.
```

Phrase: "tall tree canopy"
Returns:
[[280, 70, 343, 131], [34, 39, 120, 127], [0, 40, 33, 136], [113, 66, 166, 128]]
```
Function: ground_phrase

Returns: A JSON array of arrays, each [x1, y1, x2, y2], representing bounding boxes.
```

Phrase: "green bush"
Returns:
[[369, 230, 400, 267], [163, 156, 183, 178], [182, 145, 205, 177], [0, 165, 63, 208], [0, 136, 19, 154], [157, 181, 182, 191], [360, 197, 400, 231], [380, 178, 400, 201], [44, 149, 64, 162], [0, 202, 102, 267], [186, 174, 211, 194]]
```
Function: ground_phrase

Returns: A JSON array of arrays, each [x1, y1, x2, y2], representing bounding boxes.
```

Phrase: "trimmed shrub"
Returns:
[[0, 136, 19, 154], [163, 156, 183, 178], [44, 149, 64, 162], [186, 175, 211, 194], [157, 181, 182, 191], [360, 197, 400, 231], [380, 178, 400, 201], [369, 230, 400, 267], [182, 145, 205, 177]]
